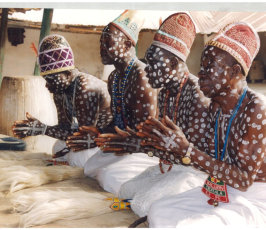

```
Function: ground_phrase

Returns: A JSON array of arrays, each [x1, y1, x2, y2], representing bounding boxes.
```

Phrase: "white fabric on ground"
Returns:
[[119, 164, 207, 217], [52, 140, 99, 168], [148, 182, 266, 228], [84, 151, 159, 195]]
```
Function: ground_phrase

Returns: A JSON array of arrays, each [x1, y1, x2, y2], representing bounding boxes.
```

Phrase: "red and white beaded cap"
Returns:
[[38, 34, 75, 76], [152, 12, 196, 62], [111, 10, 145, 46], [205, 22, 260, 76]]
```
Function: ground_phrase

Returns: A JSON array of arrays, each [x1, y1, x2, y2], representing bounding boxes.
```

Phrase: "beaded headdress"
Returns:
[[38, 34, 75, 76], [152, 13, 196, 61], [205, 22, 260, 76], [111, 10, 145, 46]]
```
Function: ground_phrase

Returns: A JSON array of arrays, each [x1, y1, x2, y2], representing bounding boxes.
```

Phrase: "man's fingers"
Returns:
[[12, 130, 28, 138], [98, 133, 122, 138], [13, 120, 30, 126], [94, 135, 126, 143], [146, 117, 169, 134], [101, 147, 124, 152], [67, 134, 87, 140], [26, 112, 36, 122], [67, 144, 88, 152], [115, 126, 130, 137], [94, 137, 109, 144], [136, 129, 161, 141], [163, 115, 179, 131], [126, 126, 137, 136], [141, 140, 166, 151], [79, 126, 100, 135]]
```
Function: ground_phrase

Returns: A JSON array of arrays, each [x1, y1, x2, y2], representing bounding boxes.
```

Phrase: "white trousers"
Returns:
[[148, 181, 266, 228], [84, 150, 159, 195], [119, 164, 207, 217]]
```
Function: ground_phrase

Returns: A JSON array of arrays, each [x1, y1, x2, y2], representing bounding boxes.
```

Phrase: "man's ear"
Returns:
[[231, 63, 242, 79], [124, 40, 132, 51], [170, 56, 179, 69]]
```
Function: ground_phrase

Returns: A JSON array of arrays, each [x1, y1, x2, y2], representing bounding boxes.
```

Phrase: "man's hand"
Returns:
[[53, 147, 70, 158], [12, 112, 47, 138], [95, 126, 142, 155], [136, 116, 189, 154], [66, 126, 100, 152]]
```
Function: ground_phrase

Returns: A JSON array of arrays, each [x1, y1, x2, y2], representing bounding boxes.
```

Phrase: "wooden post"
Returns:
[[33, 8, 54, 76], [0, 8, 8, 88]]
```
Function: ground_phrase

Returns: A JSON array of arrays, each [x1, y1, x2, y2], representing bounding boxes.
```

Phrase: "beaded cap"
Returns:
[[152, 13, 196, 61], [38, 34, 75, 76], [111, 10, 145, 46], [205, 22, 260, 76]]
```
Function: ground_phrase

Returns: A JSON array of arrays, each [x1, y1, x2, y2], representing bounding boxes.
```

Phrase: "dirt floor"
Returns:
[[0, 151, 147, 228]]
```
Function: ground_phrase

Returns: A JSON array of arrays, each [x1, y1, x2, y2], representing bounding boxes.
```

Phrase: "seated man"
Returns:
[[95, 13, 210, 217], [66, 10, 159, 194], [12, 34, 112, 167], [138, 22, 266, 227]]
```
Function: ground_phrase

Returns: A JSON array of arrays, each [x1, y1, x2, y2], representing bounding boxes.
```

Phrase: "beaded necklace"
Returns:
[[112, 58, 136, 130], [214, 87, 247, 161], [62, 77, 78, 130], [160, 74, 188, 174], [202, 87, 247, 206]]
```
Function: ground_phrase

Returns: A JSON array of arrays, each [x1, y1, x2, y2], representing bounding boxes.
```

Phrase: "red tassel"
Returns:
[[30, 42, 38, 57]]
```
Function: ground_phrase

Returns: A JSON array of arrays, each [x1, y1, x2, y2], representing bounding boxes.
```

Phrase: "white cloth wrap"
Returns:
[[52, 140, 99, 168], [119, 164, 207, 217], [147, 181, 266, 228], [84, 150, 159, 195]]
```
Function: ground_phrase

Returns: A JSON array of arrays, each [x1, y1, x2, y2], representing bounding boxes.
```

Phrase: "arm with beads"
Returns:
[[137, 111, 266, 191]]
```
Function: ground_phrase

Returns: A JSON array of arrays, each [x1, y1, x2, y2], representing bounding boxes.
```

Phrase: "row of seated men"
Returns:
[[11, 10, 266, 227]]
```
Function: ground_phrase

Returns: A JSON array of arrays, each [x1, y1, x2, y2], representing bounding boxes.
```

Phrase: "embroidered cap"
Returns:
[[110, 10, 145, 46], [152, 13, 196, 62], [38, 34, 75, 76], [206, 22, 260, 76]]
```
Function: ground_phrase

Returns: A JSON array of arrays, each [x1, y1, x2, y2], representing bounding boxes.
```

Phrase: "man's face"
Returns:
[[198, 46, 231, 98], [43, 72, 71, 94], [144, 45, 187, 88], [100, 24, 130, 65]]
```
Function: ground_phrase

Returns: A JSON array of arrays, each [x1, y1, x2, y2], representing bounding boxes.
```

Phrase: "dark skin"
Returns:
[[95, 45, 210, 158], [13, 68, 112, 157], [137, 46, 266, 191], [67, 23, 158, 152]]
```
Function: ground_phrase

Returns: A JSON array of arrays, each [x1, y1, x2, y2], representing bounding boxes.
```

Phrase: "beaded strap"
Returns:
[[112, 58, 136, 130]]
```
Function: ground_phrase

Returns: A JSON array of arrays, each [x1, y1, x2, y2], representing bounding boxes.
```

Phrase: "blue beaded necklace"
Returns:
[[112, 58, 136, 130], [214, 87, 247, 161]]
